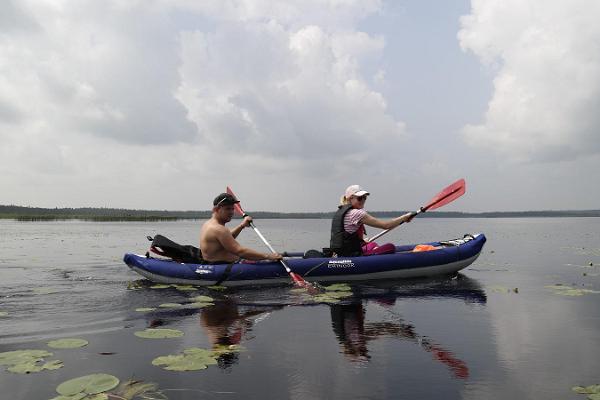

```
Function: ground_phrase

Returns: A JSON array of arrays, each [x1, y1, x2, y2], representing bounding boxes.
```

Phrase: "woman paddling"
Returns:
[[330, 185, 415, 257]]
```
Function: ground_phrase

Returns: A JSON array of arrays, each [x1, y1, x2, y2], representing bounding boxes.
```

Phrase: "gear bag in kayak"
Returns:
[[146, 235, 203, 263]]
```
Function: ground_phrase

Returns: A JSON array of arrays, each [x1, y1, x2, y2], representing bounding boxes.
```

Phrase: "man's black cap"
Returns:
[[213, 193, 240, 207]]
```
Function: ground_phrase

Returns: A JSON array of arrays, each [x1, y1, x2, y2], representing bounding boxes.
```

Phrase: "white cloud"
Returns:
[[175, 10, 404, 163], [458, 0, 600, 163], [0, 0, 408, 209], [0, 1, 196, 145]]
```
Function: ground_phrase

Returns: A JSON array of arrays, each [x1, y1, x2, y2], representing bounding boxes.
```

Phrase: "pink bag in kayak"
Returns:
[[362, 242, 396, 256]]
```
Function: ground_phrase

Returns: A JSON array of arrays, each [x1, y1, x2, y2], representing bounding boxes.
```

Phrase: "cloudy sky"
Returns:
[[1, 0, 599, 212]]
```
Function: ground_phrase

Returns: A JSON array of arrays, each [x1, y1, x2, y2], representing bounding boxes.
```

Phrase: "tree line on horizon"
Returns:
[[1, 205, 599, 221]]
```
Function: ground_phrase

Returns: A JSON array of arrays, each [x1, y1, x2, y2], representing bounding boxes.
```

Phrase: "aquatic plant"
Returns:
[[149, 284, 171, 289], [134, 328, 184, 339], [111, 379, 164, 400], [126, 281, 145, 290], [190, 295, 214, 302], [0, 349, 63, 374], [32, 288, 61, 295], [572, 383, 600, 399], [207, 285, 227, 291], [54, 373, 119, 398], [152, 347, 244, 371], [173, 284, 198, 291], [324, 283, 352, 292], [148, 283, 199, 291], [47, 339, 89, 349], [312, 290, 353, 304], [545, 285, 600, 296], [158, 303, 183, 308], [185, 302, 214, 309]]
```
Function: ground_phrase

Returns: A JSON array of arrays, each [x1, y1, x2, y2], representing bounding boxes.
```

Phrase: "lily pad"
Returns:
[[545, 284, 571, 290], [572, 385, 600, 394], [312, 294, 341, 304], [152, 347, 218, 371], [150, 284, 171, 289], [207, 285, 227, 291], [0, 349, 62, 373], [0, 349, 53, 366], [41, 359, 64, 370], [135, 307, 157, 312], [211, 344, 244, 355], [546, 285, 600, 296], [7, 359, 63, 374], [49, 393, 87, 400], [48, 338, 89, 349], [56, 373, 119, 396], [0, 311, 8, 317], [134, 328, 184, 339], [185, 302, 214, 309], [127, 281, 145, 290], [326, 291, 352, 298], [158, 303, 183, 308], [324, 283, 352, 291], [173, 285, 198, 291], [190, 295, 214, 302], [32, 287, 61, 295], [87, 395, 109, 400]]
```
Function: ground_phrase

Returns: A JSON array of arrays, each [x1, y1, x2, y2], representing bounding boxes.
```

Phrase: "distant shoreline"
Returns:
[[1, 205, 599, 221]]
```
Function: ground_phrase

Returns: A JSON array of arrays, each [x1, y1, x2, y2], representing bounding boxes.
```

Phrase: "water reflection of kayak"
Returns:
[[123, 234, 486, 287]]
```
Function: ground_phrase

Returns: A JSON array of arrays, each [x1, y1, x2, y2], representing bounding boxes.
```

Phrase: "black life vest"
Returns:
[[330, 204, 364, 257]]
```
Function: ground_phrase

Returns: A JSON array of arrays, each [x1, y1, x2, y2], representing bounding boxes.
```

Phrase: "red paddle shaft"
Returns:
[[226, 187, 315, 290], [366, 179, 466, 243]]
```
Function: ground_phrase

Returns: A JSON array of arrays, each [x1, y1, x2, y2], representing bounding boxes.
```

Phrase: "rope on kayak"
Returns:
[[303, 261, 328, 277], [214, 262, 236, 286]]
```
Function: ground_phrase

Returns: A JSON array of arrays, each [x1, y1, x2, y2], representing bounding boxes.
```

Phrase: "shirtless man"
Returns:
[[199, 193, 283, 263]]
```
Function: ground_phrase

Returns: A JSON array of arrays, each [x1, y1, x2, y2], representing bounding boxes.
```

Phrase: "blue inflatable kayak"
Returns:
[[123, 233, 486, 287]]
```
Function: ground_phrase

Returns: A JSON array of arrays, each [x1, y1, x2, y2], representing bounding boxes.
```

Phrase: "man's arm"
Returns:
[[216, 227, 281, 261], [230, 216, 252, 239]]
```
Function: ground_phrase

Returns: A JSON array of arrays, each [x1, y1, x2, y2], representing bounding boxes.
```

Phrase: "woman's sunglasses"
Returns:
[[353, 195, 368, 201]]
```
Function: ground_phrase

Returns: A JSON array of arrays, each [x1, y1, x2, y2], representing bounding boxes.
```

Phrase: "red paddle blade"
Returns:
[[290, 272, 309, 286], [290, 272, 319, 293], [226, 186, 245, 216], [423, 179, 466, 211]]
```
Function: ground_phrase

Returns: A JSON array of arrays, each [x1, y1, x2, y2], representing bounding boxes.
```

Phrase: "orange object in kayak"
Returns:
[[413, 244, 437, 252]]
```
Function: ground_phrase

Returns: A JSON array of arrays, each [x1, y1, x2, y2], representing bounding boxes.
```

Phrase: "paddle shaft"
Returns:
[[366, 181, 464, 243], [366, 209, 421, 244], [244, 217, 294, 274]]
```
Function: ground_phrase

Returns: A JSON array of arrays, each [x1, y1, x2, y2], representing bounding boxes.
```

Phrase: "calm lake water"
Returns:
[[1, 218, 599, 399]]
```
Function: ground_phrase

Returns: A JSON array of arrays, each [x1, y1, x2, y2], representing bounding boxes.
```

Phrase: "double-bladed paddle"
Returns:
[[226, 186, 317, 291], [366, 178, 466, 243]]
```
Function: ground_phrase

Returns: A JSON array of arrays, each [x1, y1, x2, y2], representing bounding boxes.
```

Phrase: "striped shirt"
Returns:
[[344, 208, 367, 234]]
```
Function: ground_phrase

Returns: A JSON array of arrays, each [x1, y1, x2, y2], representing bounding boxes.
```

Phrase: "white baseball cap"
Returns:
[[345, 184, 370, 198]]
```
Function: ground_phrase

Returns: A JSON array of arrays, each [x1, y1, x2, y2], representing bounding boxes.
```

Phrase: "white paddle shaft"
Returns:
[[248, 221, 293, 273]]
